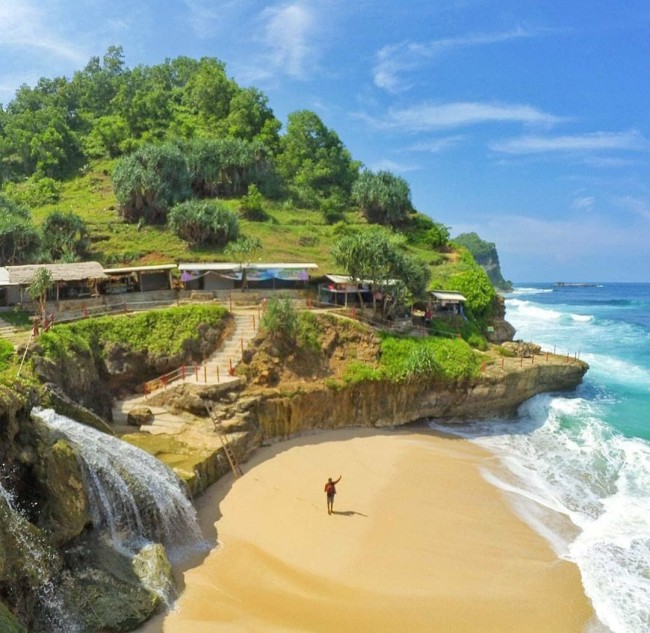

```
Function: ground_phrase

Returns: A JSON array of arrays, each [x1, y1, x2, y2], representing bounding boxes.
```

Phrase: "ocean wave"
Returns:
[[430, 394, 650, 633], [511, 287, 553, 295]]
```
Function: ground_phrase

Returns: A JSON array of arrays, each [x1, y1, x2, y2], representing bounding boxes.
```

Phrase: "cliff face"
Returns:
[[250, 360, 588, 437], [454, 232, 512, 291]]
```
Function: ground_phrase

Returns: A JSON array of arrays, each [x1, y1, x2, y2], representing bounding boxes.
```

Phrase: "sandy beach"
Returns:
[[139, 427, 594, 633]]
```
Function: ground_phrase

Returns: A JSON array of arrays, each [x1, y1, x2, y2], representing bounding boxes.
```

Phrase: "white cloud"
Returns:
[[491, 131, 650, 154], [0, 1, 87, 63], [184, 0, 248, 39], [404, 135, 464, 153], [261, 2, 316, 79], [570, 196, 595, 212], [368, 159, 419, 173], [377, 102, 562, 132], [615, 196, 650, 220], [374, 28, 532, 93]]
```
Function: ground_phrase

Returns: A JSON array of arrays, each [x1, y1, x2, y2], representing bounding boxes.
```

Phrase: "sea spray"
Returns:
[[32, 408, 207, 563]]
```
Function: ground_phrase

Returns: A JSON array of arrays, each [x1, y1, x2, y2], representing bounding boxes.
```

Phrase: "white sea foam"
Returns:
[[510, 287, 553, 295], [430, 393, 650, 633]]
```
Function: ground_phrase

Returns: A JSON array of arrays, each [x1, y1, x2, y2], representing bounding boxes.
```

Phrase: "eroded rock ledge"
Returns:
[[129, 350, 587, 497]]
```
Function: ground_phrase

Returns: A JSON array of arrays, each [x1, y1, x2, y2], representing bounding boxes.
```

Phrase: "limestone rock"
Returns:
[[501, 341, 542, 357], [127, 406, 154, 426]]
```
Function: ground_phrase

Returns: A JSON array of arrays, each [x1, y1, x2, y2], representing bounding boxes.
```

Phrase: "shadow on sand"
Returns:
[[331, 509, 368, 517]]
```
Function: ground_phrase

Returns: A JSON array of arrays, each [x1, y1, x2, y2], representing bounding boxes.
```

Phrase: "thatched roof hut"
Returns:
[[0, 262, 107, 285]]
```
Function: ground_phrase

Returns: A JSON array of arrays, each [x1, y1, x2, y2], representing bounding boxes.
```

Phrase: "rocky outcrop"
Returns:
[[250, 359, 588, 436], [486, 295, 516, 343]]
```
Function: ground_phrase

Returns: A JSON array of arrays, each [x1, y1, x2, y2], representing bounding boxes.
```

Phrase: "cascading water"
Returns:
[[32, 407, 206, 563], [0, 479, 73, 630]]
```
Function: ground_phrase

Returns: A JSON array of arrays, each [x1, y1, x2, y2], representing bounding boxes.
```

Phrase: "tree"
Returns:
[[27, 267, 53, 320], [276, 110, 359, 208], [224, 236, 262, 291], [112, 143, 192, 224], [182, 57, 236, 125], [332, 228, 430, 315], [352, 170, 413, 227], [0, 196, 40, 264], [185, 137, 272, 198], [225, 87, 281, 149], [168, 200, 240, 246], [41, 211, 89, 261]]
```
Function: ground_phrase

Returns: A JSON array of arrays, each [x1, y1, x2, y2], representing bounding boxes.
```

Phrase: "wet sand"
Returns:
[[139, 427, 594, 632]]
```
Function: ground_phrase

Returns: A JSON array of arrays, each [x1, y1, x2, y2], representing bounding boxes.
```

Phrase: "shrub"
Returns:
[[168, 200, 240, 247], [380, 334, 480, 381], [41, 211, 89, 261], [3, 176, 61, 206], [261, 297, 299, 342], [238, 184, 268, 221], [0, 339, 15, 370], [342, 361, 384, 384], [404, 346, 441, 377], [466, 332, 488, 351], [296, 311, 321, 351]]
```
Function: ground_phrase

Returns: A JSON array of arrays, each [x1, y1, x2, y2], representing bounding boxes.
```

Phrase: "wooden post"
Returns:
[[195, 366, 199, 380], [204, 366, 207, 382], [182, 366, 186, 381], [229, 358, 234, 375], [217, 366, 220, 383], [520, 356, 523, 367], [501, 357, 505, 370], [531, 354, 535, 364], [240, 337, 244, 354], [252, 315, 256, 330]]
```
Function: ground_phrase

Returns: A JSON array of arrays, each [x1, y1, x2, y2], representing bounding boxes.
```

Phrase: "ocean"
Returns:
[[432, 283, 650, 633]]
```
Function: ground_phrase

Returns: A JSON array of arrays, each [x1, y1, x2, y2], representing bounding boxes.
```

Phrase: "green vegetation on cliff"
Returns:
[[37, 305, 228, 363]]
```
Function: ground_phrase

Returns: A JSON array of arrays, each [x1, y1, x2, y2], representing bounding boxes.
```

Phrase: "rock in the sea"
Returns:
[[127, 406, 154, 426]]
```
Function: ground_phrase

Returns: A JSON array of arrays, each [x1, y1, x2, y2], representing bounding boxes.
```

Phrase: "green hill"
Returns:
[[0, 48, 500, 325]]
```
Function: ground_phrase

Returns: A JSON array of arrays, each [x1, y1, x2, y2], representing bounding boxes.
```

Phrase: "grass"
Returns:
[[37, 304, 228, 362], [378, 334, 481, 381], [23, 161, 455, 277]]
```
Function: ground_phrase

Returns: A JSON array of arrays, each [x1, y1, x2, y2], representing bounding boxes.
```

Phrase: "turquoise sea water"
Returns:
[[432, 283, 650, 633]]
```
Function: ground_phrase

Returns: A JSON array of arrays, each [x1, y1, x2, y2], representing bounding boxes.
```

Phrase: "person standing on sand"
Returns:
[[325, 475, 342, 514]]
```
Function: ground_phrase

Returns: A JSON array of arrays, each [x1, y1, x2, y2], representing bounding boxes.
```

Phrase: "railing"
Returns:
[[142, 363, 233, 396]]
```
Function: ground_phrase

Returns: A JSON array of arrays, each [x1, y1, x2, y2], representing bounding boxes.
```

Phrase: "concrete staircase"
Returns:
[[184, 309, 259, 386], [112, 308, 260, 433]]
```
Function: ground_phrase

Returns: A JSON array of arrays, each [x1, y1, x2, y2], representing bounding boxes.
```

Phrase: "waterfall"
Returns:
[[0, 479, 73, 631], [32, 407, 206, 563]]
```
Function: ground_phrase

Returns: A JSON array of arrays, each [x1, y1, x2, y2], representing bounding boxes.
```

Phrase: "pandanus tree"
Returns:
[[224, 236, 262, 291], [352, 169, 413, 227], [41, 211, 89, 261]]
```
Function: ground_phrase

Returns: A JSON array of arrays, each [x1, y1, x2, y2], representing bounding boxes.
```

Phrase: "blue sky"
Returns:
[[1, 0, 649, 282]]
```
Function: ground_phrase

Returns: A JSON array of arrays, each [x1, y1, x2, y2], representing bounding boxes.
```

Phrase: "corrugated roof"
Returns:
[[324, 274, 399, 286], [179, 262, 318, 271], [1, 262, 108, 285], [431, 290, 467, 302], [104, 264, 177, 274]]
